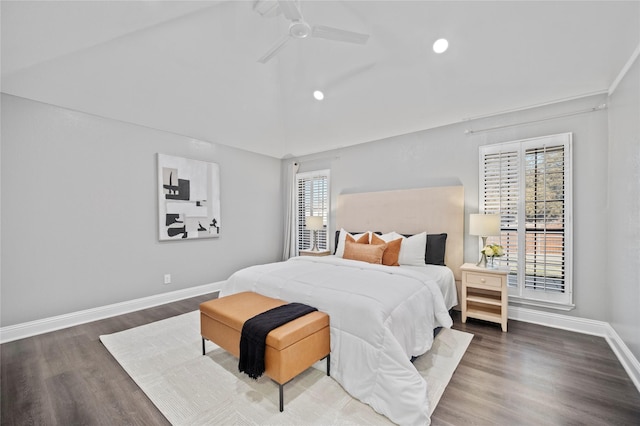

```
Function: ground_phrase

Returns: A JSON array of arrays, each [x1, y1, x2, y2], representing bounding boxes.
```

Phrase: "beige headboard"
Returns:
[[336, 186, 464, 280]]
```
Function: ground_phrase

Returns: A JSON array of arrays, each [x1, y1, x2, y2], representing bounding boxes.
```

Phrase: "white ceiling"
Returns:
[[2, 1, 639, 159]]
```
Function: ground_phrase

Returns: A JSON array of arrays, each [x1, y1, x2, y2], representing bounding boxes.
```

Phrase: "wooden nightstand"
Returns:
[[460, 263, 509, 332], [299, 249, 331, 257]]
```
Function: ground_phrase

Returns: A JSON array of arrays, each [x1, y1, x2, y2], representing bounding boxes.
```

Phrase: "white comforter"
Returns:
[[221, 256, 453, 425]]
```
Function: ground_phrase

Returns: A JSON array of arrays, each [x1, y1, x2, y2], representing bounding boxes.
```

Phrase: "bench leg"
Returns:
[[202, 338, 205, 356], [326, 354, 330, 376], [274, 354, 329, 413]]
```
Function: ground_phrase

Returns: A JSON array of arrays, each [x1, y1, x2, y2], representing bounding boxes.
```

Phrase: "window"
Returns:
[[479, 133, 573, 308], [296, 170, 330, 253]]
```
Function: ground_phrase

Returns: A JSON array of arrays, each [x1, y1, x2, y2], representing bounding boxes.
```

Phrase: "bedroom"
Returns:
[[1, 0, 639, 424]]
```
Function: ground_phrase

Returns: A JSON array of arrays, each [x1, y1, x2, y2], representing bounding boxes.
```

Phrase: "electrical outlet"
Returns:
[[164, 274, 171, 285]]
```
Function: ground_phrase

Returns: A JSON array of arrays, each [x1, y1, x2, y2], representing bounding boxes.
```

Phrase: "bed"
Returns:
[[221, 186, 464, 425]]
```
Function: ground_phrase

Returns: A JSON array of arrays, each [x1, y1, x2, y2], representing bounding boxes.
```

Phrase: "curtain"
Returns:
[[282, 161, 300, 260]]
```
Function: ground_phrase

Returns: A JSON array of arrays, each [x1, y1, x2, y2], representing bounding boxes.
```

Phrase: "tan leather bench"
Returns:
[[200, 291, 330, 411]]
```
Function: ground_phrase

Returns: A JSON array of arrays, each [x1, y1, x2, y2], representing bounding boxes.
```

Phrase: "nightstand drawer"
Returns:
[[465, 272, 503, 289]]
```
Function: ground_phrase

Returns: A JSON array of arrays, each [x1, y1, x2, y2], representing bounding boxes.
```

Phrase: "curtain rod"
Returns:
[[464, 103, 607, 135]]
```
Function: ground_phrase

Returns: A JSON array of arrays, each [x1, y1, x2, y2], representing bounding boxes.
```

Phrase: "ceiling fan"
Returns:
[[257, 0, 370, 64]]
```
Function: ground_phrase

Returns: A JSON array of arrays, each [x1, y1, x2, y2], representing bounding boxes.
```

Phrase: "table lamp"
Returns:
[[305, 216, 324, 251], [469, 214, 501, 267]]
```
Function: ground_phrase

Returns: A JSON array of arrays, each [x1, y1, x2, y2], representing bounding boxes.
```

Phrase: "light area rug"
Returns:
[[100, 311, 472, 425]]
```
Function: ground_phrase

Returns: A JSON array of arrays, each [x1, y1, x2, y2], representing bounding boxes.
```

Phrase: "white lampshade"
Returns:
[[469, 214, 501, 237], [305, 216, 324, 230]]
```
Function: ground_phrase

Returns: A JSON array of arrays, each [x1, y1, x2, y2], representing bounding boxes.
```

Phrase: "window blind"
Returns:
[[480, 133, 572, 307], [295, 170, 330, 252], [524, 145, 566, 293], [481, 149, 519, 288]]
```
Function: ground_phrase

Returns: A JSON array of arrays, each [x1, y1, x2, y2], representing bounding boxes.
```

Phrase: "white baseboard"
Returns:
[[0, 282, 225, 344], [509, 306, 640, 393], [509, 305, 609, 336], [603, 323, 640, 394]]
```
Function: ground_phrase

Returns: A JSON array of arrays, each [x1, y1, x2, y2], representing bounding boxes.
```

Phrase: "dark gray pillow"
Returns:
[[425, 233, 447, 266]]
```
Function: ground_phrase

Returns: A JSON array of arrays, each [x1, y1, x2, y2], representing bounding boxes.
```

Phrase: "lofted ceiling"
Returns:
[[2, 0, 638, 159]]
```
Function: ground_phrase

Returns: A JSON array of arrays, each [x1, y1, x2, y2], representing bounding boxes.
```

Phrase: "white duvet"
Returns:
[[221, 256, 453, 425]]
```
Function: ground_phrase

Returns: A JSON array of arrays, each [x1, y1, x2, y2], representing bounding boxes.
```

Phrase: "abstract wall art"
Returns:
[[157, 154, 220, 241]]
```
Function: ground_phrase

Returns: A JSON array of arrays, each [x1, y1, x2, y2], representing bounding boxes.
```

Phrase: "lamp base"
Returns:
[[310, 230, 319, 251], [476, 236, 488, 268]]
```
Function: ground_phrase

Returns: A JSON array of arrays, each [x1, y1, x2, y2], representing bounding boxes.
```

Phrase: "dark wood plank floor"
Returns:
[[2, 294, 639, 425], [435, 311, 640, 426]]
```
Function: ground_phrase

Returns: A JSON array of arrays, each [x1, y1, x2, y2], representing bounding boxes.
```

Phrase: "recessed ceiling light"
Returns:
[[313, 90, 324, 101], [433, 38, 449, 54]]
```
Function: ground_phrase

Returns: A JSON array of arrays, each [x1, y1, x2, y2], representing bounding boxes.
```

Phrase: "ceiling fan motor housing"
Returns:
[[289, 21, 311, 38]]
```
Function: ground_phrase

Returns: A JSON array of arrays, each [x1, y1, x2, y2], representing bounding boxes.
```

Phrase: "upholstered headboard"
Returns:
[[336, 186, 464, 280]]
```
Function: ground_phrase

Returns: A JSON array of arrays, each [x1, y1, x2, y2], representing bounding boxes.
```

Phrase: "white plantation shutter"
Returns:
[[481, 149, 520, 288], [480, 133, 573, 308], [296, 170, 330, 253], [524, 145, 567, 295]]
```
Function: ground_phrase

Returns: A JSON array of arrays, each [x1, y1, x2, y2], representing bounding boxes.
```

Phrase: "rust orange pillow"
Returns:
[[346, 233, 370, 245], [371, 233, 403, 266], [343, 240, 386, 264]]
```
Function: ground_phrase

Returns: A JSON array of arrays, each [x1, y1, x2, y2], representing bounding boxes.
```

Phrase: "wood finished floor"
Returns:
[[2, 294, 639, 425]]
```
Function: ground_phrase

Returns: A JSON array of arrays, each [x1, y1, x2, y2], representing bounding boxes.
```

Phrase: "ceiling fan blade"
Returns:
[[253, 0, 280, 17], [311, 25, 369, 44], [257, 35, 291, 63], [278, 0, 303, 21]]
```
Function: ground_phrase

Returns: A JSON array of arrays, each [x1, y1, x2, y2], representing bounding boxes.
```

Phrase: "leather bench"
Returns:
[[200, 291, 330, 411]]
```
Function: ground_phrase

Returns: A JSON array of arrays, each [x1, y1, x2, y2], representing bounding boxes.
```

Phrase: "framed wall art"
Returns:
[[157, 153, 220, 241]]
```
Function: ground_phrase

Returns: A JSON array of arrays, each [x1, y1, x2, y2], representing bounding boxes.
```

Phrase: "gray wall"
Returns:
[[607, 55, 640, 360], [291, 93, 611, 321], [1, 94, 283, 326]]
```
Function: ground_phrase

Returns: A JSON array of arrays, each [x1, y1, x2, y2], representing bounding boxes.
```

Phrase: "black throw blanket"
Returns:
[[239, 302, 318, 380]]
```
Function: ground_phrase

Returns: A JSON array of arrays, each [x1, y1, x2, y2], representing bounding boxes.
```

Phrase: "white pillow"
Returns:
[[377, 232, 398, 242], [390, 231, 427, 266], [335, 228, 370, 257]]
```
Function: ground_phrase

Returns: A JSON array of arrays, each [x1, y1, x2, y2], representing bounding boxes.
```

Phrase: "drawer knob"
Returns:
[[481, 278, 486, 283]]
